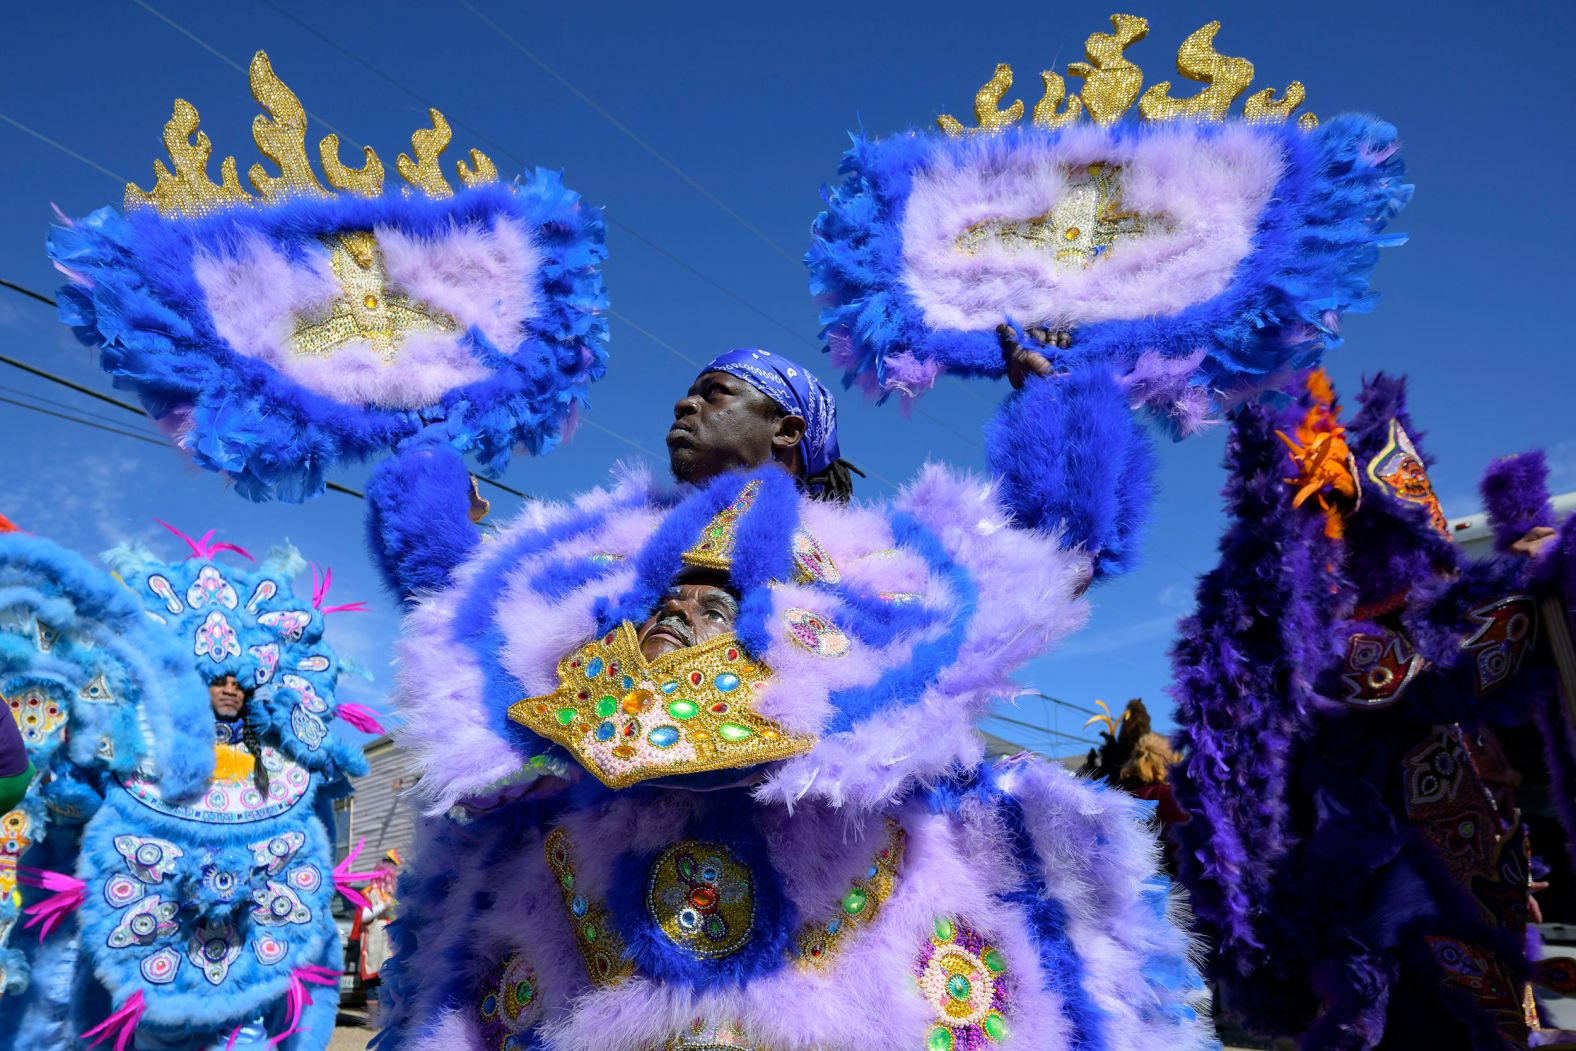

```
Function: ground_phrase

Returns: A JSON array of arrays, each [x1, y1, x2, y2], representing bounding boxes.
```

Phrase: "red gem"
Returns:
[[726, 648, 739, 661], [710, 703, 728, 714], [689, 886, 718, 909]]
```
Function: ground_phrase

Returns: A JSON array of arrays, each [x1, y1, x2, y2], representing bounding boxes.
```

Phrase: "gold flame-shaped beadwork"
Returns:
[[124, 50, 498, 217], [937, 13, 1316, 136]]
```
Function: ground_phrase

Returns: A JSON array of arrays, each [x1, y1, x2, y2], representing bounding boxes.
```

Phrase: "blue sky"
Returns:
[[2, 0, 1574, 755]]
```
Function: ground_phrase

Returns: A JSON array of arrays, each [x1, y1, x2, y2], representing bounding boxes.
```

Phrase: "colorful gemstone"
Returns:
[[934, 918, 956, 943], [983, 947, 1007, 974], [660, 681, 679, 694], [983, 1012, 1006, 1040], [595, 721, 615, 741], [648, 726, 680, 749], [667, 699, 698, 720], [555, 708, 576, 726], [595, 696, 617, 718], [842, 888, 868, 915], [717, 723, 753, 742], [585, 657, 603, 679], [611, 744, 636, 760], [928, 1027, 955, 1051], [946, 973, 972, 1001], [621, 689, 654, 714], [714, 673, 740, 692]]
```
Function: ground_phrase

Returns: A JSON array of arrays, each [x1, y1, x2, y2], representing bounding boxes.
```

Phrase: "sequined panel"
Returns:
[[680, 481, 761, 573], [954, 164, 1166, 267], [289, 232, 456, 365], [798, 819, 905, 967], [646, 841, 756, 960], [1338, 629, 1423, 708], [655, 1019, 767, 1050], [1461, 596, 1538, 695], [1365, 420, 1449, 536], [118, 746, 311, 824], [783, 608, 850, 659], [1424, 935, 1531, 1045], [544, 826, 632, 986], [916, 918, 1011, 1049], [508, 624, 813, 790], [6, 685, 67, 746], [477, 951, 543, 1049], [0, 809, 35, 899], [790, 528, 840, 584]]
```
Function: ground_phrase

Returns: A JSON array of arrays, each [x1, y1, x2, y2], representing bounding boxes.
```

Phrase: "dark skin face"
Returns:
[[636, 582, 740, 661], [208, 674, 247, 721], [667, 371, 805, 485]]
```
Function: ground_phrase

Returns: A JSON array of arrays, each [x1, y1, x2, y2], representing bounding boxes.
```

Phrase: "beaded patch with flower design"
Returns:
[[509, 624, 813, 789], [798, 819, 905, 967], [783, 608, 850, 659], [477, 951, 543, 1049], [545, 826, 633, 986], [646, 840, 756, 959], [916, 918, 1011, 1049]]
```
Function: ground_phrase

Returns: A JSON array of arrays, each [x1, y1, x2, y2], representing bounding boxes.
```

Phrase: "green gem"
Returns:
[[983, 1012, 1007, 1041], [983, 948, 1007, 974], [555, 708, 576, 726], [514, 980, 533, 1004], [560, 872, 574, 889], [595, 696, 618, 718], [582, 923, 597, 943], [842, 888, 868, 916], [945, 973, 972, 1001], [927, 1026, 955, 1051], [667, 699, 699, 720], [717, 723, 753, 742], [933, 918, 956, 943]]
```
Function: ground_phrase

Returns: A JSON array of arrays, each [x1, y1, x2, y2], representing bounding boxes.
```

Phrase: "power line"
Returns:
[[2, 394, 170, 448], [984, 711, 1095, 746], [1026, 692, 1103, 718], [0, 283, 529, 500], [454, 0, 800, 267]]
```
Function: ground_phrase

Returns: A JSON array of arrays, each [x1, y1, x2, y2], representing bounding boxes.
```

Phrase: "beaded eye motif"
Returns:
[[915, 918, 1011, 1049]]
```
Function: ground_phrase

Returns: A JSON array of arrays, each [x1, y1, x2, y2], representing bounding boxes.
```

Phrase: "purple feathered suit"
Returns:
[[1171, 374, 1576, 1050], [366, 443, 1214, 1051]]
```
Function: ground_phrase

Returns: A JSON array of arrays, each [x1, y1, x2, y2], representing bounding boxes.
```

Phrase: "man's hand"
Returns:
[[997, 323, 1066, 390], [1509, 525, 1557, 559]]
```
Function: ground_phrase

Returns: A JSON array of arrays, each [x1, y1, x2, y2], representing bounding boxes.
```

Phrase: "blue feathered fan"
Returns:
[[808, 14, 1409, 575], [50, 52, 608, 501]]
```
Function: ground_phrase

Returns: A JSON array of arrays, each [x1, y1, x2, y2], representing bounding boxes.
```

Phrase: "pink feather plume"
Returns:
[[268, 964, 339, 1046], [156, 520, 254, 562], [335, 703, 387, 736], [82, 990, 145, 1051], [19, 867, 86, 942]]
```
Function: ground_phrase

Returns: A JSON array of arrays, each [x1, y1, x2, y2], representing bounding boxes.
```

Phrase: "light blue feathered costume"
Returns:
[[1, 525, 372, 1051]]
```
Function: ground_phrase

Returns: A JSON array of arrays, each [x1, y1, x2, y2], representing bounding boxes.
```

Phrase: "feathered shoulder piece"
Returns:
[[111, 522, 371, 774], [393, 463, 1090, 815], [808, 13, 1408, 432], [49, 51, 607, 501]]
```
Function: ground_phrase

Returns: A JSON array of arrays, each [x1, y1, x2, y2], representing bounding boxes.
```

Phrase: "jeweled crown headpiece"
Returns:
[[937, 14, 1316, 136], [127, 50, 498, 217]]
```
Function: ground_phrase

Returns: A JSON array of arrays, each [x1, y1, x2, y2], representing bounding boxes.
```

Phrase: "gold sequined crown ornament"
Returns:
[[508, 624, 815, 790], [127, 50, 498, 217], [937, 14, 1317, 137], [680, 480, 842, 586]]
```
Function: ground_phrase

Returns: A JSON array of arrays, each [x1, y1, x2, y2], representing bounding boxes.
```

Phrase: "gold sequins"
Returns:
[[544, 826, 633, 986], [288, 231, 456, 364], [680, 481, 761, 573], [955, 163, 1169, 266], [797, 819, 906, 967], [507, 625, 814, 790]]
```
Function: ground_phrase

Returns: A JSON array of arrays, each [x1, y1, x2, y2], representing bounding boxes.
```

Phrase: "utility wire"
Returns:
[[453, 0, 800, 267], [984, 711, 1095, 746], [1, 394, 171, 448], [0, 282, 528, 500]]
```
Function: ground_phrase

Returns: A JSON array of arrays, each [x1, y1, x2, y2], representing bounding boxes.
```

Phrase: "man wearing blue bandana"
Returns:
[[667, 348, 856, 502]]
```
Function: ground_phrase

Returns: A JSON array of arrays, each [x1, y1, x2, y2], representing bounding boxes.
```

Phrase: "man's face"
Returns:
[[667, 371, 803, 485], [208, 675, 247, 721], [636, 582, 741, 661]]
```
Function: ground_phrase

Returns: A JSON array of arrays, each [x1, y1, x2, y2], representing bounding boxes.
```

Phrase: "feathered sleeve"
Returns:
[[365, 442, 483, 603]]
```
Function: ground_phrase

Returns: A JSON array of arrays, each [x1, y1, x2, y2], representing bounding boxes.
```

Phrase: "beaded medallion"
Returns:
[[647, 840, 756, 959], [915, 918, 1011, 1050], [477, 951, 543, 1049], [797, 819, 905, 967], [544, 826, 632, 986], [509, 625, 813, 789], [783, 608, 850, 659]]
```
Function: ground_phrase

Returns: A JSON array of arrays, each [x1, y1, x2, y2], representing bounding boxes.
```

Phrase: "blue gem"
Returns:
[[660, 681, 679, 694], [595, 721, 615, 741], [648, 726, 680, 749], [714, 673, 740, 693], [827, 917, 843, 935], [621, 676, 634, 689], [867, 864, 879, 879], [572, 895, 588, 917], [585, 657, 603, 679]]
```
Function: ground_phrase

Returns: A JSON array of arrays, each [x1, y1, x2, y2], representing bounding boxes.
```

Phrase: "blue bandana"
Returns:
[[700, 349, 841, 482]]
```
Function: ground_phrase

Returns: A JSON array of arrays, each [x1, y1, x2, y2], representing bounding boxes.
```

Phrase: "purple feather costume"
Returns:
[[368, 451, 1213, 1051], [1171, 374, 1576, 1049]]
